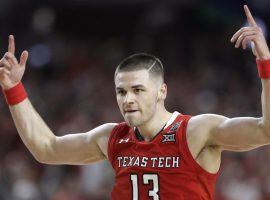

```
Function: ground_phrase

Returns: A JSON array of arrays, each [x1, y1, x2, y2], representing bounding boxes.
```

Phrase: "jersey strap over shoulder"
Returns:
[[107, 112, 219, 200]]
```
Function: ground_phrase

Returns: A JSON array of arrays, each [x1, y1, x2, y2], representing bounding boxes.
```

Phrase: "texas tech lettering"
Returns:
[[117, 156, 180, 168]]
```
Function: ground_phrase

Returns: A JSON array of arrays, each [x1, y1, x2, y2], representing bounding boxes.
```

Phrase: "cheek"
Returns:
[[116, 96, 123, 110], [142, 93, 158, 109]]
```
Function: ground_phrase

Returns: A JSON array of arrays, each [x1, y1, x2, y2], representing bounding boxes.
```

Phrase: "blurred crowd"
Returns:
[[0, 0, 270, 199]]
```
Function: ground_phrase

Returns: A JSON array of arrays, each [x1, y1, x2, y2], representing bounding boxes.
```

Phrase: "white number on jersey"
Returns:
[[130, 174, 160, 200]]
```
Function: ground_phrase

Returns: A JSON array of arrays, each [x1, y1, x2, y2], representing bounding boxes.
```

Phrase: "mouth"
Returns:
[[124, 110, 139, 114]]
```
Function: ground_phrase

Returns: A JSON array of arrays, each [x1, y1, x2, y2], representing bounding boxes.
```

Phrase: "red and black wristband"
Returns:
[[257, 59, 270, 79], [3, 82, 28, 105]]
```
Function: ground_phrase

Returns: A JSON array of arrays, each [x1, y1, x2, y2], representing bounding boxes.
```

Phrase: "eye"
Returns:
[[134, 88, 143, 94], [117, 90, 126, 96]]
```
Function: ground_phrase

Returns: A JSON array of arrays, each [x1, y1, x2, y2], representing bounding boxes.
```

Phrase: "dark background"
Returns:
[[0, 0, 270, 199]]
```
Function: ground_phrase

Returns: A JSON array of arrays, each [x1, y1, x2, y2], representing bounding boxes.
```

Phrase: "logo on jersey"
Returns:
[[169, 121, 181, 132], [117, 156, 180, 168], [162, 133, 176, 142], [118, 138, 130, 143]]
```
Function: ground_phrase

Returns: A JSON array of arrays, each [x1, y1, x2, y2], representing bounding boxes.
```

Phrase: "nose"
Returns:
[[124, 92, 135, 104]]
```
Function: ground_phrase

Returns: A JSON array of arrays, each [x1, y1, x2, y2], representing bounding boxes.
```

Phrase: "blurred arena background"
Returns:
[[0, 0, 270, 199]]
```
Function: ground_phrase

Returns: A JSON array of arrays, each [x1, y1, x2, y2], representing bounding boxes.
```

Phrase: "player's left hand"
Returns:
[[231, 5, 270, 60]]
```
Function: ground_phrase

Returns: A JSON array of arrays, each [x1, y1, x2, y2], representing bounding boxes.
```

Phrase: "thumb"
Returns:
[[19, 50, 28, 67]]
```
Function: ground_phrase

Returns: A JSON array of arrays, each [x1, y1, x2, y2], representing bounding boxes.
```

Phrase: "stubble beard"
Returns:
[[124, 110, 153, 128], [125, 116, 143, 127]]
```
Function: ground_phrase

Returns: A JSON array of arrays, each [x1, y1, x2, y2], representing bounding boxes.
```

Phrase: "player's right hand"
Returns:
[[0, 35, 28, 90]]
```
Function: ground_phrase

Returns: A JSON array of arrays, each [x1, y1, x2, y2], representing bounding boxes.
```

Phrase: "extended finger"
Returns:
[[4, 52, 18, 65], [19, 50, 28, 67], [8, 35, 15, 54], [234, 31, 257, 48], [242, 35, 256, 49], [244, 5, 257, 27], [231, 27, 256, 42]]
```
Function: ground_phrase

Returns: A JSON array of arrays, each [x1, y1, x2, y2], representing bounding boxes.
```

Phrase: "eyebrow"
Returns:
[[131, 84, 146, 88], [116, 84, 146, 90]]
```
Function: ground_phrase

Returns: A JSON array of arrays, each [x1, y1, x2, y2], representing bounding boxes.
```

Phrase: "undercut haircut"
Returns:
[[115, 53, 164, 82]]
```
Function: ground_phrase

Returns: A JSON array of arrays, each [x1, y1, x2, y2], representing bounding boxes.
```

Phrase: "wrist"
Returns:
[[2, 83, 20, 90], [258, 55, 270, 61], [257, 50, 270, 60], [2, 82, 28, 105]]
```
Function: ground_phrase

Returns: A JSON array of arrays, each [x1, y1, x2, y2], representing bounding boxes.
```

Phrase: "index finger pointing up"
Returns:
[[244, 5, 257, 27], [8, 35, 15, 54]]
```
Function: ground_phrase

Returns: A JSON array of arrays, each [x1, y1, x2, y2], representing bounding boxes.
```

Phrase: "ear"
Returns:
[[158, 83, 167, 100]]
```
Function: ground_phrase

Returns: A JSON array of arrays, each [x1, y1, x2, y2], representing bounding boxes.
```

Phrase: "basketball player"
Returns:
[[0, 5, 269, 200]]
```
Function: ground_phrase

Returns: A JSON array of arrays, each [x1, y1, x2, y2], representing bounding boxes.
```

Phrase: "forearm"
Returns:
[[258, 52, 270, 130], [261, 79, 270, 129], [9, 98, 55, 162]]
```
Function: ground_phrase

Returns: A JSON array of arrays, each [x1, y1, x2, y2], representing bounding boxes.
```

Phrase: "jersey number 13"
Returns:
[[130, 174, 160, 200]]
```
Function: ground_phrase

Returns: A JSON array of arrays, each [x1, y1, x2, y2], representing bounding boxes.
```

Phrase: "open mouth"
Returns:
[[125, 110, 138, 114]]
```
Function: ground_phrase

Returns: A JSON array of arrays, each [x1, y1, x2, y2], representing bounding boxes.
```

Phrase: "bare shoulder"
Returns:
[[89, 123, 118, 137], [88, 123, 118, 159], [186, 114, 226, 157], [188, 114, 227, 134]]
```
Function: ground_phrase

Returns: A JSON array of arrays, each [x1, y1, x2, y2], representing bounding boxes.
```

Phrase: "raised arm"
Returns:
[[188, 5, 270, 152], [0, 35, 115, 165]]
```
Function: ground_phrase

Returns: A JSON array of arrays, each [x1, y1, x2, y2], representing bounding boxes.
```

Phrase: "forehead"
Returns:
[[115, 69, 153, 88]]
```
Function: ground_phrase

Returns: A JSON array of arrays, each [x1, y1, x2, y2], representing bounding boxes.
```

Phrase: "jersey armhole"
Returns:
[[107, 123, 126, 169], [180, 116, 220, 178], [107, 124, 119, 168]]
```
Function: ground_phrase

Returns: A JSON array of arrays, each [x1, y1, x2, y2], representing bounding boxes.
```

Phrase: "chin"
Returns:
[[125, 118, 143, 127]]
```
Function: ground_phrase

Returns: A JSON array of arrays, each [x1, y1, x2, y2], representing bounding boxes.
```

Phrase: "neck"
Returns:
[[136, 108, 173, 141]]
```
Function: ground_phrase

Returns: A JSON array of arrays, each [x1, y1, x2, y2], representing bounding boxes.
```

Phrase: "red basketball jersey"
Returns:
[[108, 112, 219, 200]]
